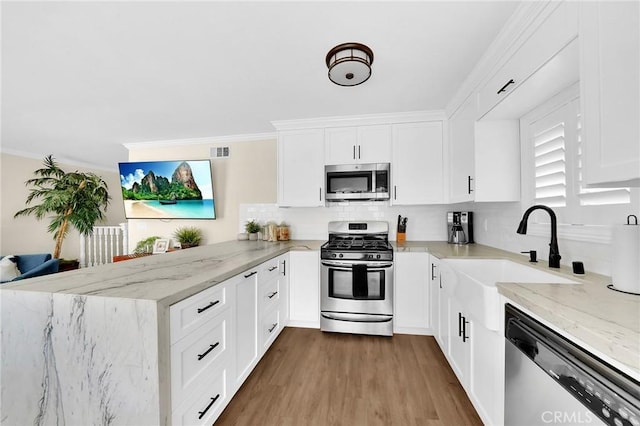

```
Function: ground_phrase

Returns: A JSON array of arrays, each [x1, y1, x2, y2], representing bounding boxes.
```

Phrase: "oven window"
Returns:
[[326, 172, 372, 194], [328, 267, 385, 300]]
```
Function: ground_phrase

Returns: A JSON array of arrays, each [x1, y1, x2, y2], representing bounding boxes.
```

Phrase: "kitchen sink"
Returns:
[[440, 259, 578, 331]]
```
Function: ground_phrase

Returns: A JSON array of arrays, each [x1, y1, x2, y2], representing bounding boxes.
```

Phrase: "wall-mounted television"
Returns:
[[119, 160, 216, 219]]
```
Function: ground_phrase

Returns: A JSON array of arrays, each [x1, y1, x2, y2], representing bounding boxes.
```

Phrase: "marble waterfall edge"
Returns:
[[1, 290, 161, 425]]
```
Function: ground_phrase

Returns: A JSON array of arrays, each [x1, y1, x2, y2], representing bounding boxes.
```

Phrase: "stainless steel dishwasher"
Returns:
[[505, 304, 640, 426]]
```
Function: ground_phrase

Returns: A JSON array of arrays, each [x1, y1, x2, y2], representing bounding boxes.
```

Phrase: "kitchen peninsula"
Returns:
[[1, 240, 638, 425]]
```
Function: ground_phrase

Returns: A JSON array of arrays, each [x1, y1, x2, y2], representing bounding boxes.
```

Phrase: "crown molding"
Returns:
[[1, 148, 118, 172], [122, 132, 277, 150], [271, 110, 446, 131]]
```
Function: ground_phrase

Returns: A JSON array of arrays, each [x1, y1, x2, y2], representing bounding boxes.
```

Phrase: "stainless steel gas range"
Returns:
[[320, 221, 394, 336]]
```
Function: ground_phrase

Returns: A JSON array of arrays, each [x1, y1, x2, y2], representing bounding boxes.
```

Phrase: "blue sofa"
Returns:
[[0, 254, 59, 282]]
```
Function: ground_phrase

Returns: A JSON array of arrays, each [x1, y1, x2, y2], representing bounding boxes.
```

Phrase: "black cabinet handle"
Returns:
[[394, 185, 397, 200], [198, 394, 220, 419], [197, 342, 220, 361], [268, 291, 278, 299], [197, 300, 220, 314], [358, 145, 361, 159], [462, 319, 469, 343], [268, 266, 278, 272], [353, 145, 356, 160], [458, 312, 463, 337], [431, 263, 437, 280], [467, 176, 474, 194], [497, 78, 515, 94], [268, 322, 278, 333], [244, 271, 257, 279], [319, 187, 322, 202], [282, 260, 286, 276]]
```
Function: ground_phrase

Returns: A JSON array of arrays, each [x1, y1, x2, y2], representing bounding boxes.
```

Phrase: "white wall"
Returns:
[[0, 153, 126, 259]]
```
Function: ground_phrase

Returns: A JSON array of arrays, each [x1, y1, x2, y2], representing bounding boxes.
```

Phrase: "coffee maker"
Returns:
[[447, 211, 474, 244]]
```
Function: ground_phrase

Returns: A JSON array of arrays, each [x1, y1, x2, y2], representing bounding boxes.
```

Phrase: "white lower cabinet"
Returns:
[[288, 250, 320, 328], [394, 252, 430, 334], [439, 262, 503, 426], [429, 256, 441, 345], [169, 252, 292, 425]]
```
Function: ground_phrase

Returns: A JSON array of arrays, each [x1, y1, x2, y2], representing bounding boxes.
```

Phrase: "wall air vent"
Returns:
[[210, 146, 230, 159]]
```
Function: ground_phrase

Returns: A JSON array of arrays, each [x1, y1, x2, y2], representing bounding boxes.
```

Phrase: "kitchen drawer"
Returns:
[[477, 1, 578, 118], [259, 276, 280, 315], [170, 278, 235, 344], [261, 257, 281, 283], [171, 367, 228, 426], [260, 307, 281, 354], [171, 308, 231, 406]]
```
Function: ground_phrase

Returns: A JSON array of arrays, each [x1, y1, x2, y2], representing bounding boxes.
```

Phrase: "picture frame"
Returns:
[[152, 238, 169, 254]]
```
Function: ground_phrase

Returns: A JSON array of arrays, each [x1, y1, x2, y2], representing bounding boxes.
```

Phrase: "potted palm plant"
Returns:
[[14, 155, 110, 269], [173, 226, 203, 248]]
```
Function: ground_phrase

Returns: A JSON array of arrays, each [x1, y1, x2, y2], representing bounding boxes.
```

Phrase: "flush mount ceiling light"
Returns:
[[325, 42, 374, 87]]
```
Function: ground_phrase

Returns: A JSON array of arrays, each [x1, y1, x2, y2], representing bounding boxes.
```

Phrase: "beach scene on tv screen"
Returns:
[[119, 160, 216, 219]]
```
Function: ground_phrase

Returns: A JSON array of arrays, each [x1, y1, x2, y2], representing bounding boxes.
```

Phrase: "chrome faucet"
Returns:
[[516, 205, 561, 268]]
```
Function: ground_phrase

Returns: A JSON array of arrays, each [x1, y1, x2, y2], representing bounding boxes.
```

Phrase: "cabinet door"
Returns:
[[235, 268, 258, 386], [394, 252, 430, 334], [580, 1, 640, 186], [429, 257, 441, 343], [278, 129, 325, 206], [438, 283, 450, 357], [392, 121, 444, 205], [288, 251, 320, 328], [357, 125, 392, 163], [325, 127, 358, 165], [448, 298, 470, 387], [448, 95, 476, 203], [278, 253, 290, 325], [468, 316, 503, 426]]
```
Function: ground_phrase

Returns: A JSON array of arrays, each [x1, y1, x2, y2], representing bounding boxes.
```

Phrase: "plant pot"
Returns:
[[58, 259, 80, 272], [181, 244, 196, 249], [249, 233, 258, 241]]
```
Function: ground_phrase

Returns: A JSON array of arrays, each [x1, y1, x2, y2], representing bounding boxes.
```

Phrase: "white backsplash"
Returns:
[[240, 201, 616, 276], [239, 203, 450, 241]]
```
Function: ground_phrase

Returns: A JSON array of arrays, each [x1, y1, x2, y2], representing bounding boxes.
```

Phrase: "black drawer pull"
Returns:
[[268, 323, 278, 333], [197, 342, 220, 361], [497, 78, 515, 94], [197, 300, 220, 314], [458, 312, 463, 337], [268, 266, 278, 272], [267, 291, 278, 299], [197, 393, 220, 419], [431, 263, 437, 280], [467, 176, 474, 194], [244, 271, 257, 278]]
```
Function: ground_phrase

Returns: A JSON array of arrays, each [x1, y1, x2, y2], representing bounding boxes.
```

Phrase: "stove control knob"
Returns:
[[376, 254, 381, 259], [331, 253, 336, 258], [338, 254, 343, 258]]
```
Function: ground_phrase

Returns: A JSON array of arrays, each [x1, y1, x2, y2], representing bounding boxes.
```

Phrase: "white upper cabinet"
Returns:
[[448, 95, 520, 203], [448, 95, 476, 203], [392, 121, 444, 205], [325, 125, 391, 165], [579, 1, 640, 187], [476, 1, 578, 119], [277, 129, 325, 207]]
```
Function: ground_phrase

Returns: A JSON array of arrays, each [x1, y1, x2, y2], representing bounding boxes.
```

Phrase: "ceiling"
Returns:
[[1, 1, 520, 170]]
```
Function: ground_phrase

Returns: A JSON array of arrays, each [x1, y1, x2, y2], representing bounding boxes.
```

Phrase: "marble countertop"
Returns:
[[4, 238, 637, 375], [1, 240, 323, 307], [396, 241, 640, 376]]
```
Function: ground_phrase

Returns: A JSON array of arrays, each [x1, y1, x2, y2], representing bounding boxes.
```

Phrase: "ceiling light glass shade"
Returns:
[[326, 42, 374, 87]]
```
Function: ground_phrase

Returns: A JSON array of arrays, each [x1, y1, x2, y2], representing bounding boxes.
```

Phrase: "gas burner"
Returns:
[[321, 220, 393, 261]]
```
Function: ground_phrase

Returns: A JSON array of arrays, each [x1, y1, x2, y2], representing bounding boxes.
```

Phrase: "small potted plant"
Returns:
[[173, 226, 203, 249], [245, 220, 261, 240], [133, 236, 162, 254]]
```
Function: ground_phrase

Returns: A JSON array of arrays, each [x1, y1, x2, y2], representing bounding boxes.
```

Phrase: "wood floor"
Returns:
[[216, 327, 482, 426]]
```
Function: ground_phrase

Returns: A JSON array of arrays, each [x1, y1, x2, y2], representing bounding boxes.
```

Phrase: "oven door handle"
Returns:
[[321, 261, 393, 270], [321, 312, 393, 323]]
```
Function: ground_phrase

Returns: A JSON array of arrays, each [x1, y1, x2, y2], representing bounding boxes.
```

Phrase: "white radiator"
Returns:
[[80, 223, 129, 268]]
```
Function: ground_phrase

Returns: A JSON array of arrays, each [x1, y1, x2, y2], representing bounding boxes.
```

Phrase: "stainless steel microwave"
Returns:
[[325, 163, 390, 202]]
